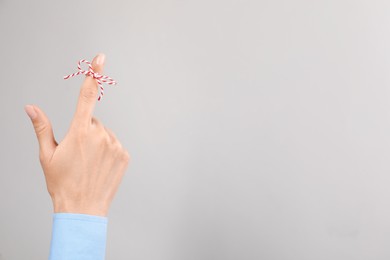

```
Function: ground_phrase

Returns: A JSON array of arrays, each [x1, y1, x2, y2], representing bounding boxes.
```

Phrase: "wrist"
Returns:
[[52, 197, 109, 217]]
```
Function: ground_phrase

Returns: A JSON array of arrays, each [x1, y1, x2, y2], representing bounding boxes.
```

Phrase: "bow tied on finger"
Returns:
[[64, 59, 117, 101]]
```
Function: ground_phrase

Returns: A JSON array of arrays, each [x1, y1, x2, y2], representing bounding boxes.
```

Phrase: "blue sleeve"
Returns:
[[49, 213, 108, 260]]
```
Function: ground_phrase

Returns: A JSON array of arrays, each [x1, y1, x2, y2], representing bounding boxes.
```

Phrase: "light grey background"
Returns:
[[1, 0, 390, 259]]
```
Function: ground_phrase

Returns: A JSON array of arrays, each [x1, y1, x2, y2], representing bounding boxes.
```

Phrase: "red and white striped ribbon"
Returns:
[[64, 59, 117, 101]]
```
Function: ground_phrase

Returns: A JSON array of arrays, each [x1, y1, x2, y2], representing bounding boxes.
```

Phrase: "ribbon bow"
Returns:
[[64, 59, 117, 101]]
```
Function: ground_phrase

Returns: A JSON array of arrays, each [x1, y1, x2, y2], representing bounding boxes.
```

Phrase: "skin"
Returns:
[[24, 53, 130, 217]]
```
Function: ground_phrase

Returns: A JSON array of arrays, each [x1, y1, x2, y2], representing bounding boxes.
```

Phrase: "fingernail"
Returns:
[[96, 53, 106, 65], [24, 105, 37, 119]]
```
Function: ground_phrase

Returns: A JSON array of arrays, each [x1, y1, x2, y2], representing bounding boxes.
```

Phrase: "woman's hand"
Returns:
[[25, 53, 130, 217]]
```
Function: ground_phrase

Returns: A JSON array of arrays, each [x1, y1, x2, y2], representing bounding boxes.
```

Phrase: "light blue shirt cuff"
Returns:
[[49, 213, 108, 260]]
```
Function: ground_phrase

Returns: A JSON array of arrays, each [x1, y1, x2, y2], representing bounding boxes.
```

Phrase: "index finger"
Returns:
[[73, 53, 105, 126]]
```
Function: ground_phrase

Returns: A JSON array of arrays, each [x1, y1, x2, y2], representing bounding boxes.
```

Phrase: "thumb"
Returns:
[[25, 105, 57, 161]]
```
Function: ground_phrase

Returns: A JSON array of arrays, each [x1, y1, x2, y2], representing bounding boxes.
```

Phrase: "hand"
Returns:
[[25, 53, 130, 216]]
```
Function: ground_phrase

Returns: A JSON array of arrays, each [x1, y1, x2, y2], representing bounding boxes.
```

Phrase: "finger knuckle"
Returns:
[[34, 123, 49, 136], [39, 150, 51, 165], [100, 133, 111, 147], [122, 150, 131, 163], [39, 152, 46, 164], [80, 86, 97, 101], [111, 140, 122, 151]]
